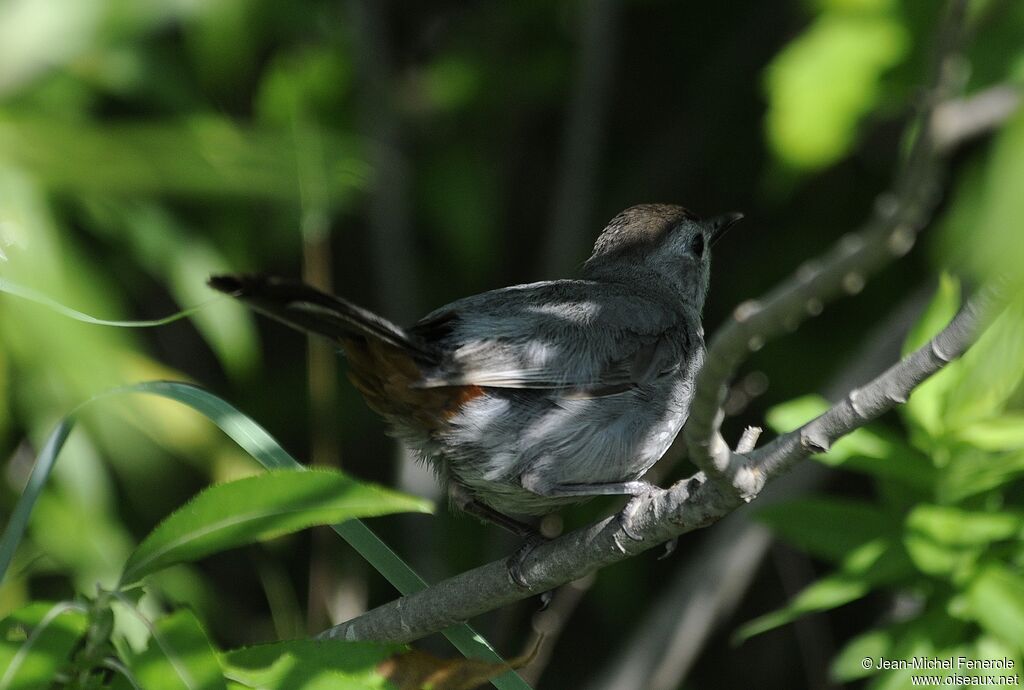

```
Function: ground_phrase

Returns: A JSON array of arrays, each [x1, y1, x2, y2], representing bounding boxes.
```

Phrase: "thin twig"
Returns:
[[681, 0, 971, 489]]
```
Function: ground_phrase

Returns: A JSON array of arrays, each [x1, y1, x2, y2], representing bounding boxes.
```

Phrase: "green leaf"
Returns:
[[908, 505, 1023, 546], [764, 12, 908, 170], [939, 448, 1024, 503], [904, 505, 1023, 579], [758, 497, 897, 563], [765, 395, 829, 432], [965, 564, 1024, 645], [903, 274, 962, 356], [0, 601, 88, 690], [832, 608, 970, 684], [948, 110, 1024, 290], [956, 416, 1024, 451], [734, 573, 870, 643], [122, 609, 225, 690], [831, 627, 893, 682], [121, 469, 431, 584], [222, 639, 404, 690], [765, 395, 935, 487], [734, 539, 909, 642], [945, 294, 1024, 429]]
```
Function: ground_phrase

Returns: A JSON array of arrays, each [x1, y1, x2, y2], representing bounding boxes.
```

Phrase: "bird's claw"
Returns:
[[506, 533, 549, 589], [616, 495, 647, 542]]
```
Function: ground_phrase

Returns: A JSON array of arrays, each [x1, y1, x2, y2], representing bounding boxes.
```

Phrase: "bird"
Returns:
[[209, 204, 741, 541]]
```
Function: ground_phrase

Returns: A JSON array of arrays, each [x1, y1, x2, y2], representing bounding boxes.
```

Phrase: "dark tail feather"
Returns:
[[208, 274, 436, 361]]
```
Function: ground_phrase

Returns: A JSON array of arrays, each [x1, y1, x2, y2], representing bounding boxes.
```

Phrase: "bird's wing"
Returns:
[[409, 281, 698, 394]]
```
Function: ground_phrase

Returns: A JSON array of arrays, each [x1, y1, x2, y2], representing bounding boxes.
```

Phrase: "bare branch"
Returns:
[[682, 0, 972, 489], [933, 84, 1022, 151], [747, 280, 1005, 480], [317, 281, 1004, 644]]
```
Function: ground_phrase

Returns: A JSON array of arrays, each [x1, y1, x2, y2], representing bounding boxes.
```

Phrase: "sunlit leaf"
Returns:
[[965, 565, 1024, 645], [945, 294, 1024, 429], [902, 274, 961, 356], [904, 505, 1023, 580], [255, 48, 352, 125], [764, 12, 908, 169], [956, 416, 1024, 452], [0, 601, 88, 690], [224, 638, 537, 690], [831, 627, 892, 682], [734, 539, 910, 642], [765, 395, 934, 486], [121, 469, 432, 585], [939, 448, 1024, 503], [120, 608, 225, 690], [81, 202, 260, 379], [734, 573, 870, 643], [222, 639, 405, 689], [946, 110, 1024, 290]]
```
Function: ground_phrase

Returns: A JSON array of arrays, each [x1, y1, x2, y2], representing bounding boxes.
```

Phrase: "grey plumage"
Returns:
[[210, 204, 740, 520]]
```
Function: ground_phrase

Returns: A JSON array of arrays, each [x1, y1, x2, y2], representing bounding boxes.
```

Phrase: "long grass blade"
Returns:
[[0, 420, 73, 581], [0, 277, 217, 327], [0, 277, 531, 689]]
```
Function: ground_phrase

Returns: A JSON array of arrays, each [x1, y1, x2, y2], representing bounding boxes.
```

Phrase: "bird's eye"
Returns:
[[690, 233, 705, 258]]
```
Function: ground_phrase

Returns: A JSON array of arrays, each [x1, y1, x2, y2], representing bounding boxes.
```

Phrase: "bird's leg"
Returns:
[[460, 499, 541, 539], [448, 485, 550, 594], [521, 473, 663, 545], [519, 476, 660, 499], [448, 484, 540, 538]]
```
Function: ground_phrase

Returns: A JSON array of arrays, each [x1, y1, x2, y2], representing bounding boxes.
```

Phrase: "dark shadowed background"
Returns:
[[1, 1, 1022, 688]]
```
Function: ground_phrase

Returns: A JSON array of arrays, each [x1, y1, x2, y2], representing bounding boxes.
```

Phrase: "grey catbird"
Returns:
[[210, 204, 740, 538]]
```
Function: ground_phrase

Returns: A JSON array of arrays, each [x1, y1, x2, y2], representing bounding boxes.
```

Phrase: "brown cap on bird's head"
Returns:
[[587, 204, 742, 262], [589, 204, 697, 259]]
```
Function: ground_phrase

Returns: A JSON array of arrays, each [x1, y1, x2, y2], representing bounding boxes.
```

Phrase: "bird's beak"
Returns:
[[709, 212, 744, 246]]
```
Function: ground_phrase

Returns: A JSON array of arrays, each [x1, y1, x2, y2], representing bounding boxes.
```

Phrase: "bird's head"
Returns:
[[583, 204, 743, 311]]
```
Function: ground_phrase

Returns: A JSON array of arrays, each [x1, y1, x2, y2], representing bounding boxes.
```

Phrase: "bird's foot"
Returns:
[[616, 493, 649, 542]]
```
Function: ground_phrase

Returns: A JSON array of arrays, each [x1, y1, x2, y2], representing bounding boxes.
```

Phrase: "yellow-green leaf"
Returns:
[[121, 469, 432, 585]]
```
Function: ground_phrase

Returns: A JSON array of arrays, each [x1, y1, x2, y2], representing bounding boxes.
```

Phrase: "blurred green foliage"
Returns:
[[0, 0, 1022, 688], [749, 279, 1024, 686]]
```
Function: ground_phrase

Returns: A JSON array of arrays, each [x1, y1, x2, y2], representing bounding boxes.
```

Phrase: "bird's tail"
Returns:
[[208, 274, 435, 362]]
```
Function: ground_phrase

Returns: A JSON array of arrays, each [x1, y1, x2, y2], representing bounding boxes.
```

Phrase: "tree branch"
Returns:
[[682, 0, 972, 489], [317, 281, 1004, 644]]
